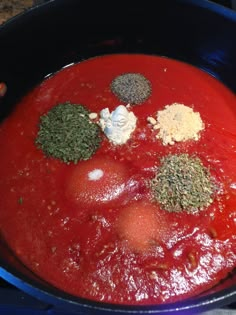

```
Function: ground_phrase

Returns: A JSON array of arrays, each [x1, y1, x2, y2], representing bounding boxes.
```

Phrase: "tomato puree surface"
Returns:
[[0, 54, 236, 305]]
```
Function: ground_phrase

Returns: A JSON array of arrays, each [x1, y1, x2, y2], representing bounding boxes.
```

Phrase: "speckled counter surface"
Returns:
[[0, 0, 33, 24]]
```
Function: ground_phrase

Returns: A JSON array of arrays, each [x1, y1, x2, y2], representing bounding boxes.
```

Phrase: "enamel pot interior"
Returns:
[[0, 0, 236, 314]]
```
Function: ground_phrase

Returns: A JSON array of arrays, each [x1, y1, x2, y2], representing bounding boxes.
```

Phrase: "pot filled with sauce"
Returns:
[[0, 0, 236, 314]]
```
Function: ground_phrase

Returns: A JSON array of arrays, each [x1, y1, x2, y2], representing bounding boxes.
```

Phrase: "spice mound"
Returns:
[[110, 73, 151, 104], [98, 105, 137, 145], [150, 154, 215, 213], [36, 102, 101, 163], [148, 103, 204, 145]]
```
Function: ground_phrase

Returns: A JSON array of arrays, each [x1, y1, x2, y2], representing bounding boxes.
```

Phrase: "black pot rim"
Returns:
[[1, 260, 236, 314]]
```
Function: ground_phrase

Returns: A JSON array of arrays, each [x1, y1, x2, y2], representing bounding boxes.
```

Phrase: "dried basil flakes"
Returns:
[[36, 102, 101, 163]]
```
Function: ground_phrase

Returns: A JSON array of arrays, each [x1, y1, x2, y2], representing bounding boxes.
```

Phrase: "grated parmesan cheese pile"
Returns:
[[147, 103, 204, 145]]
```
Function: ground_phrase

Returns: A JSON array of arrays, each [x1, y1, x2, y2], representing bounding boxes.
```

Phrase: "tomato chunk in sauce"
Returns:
[[65, 156, 143, 209], [0, 54, 236, 305]]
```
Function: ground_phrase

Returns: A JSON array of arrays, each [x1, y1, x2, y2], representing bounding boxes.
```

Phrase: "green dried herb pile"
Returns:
[[36, 102, 101, 163], [150, 154, 215, 213]]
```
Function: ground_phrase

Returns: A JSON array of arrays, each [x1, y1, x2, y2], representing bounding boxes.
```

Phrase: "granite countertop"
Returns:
[[0, 0, 33, 24]]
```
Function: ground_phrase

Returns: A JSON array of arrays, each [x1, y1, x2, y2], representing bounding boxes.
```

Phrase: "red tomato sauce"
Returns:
[[0, 54, 236, 305]]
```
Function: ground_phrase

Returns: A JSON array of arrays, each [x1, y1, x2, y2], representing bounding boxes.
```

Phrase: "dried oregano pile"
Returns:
[[150, 154, 215, 213], [36, 102, 101, 163]]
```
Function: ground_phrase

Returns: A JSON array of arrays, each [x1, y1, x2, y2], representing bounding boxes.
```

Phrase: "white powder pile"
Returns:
[[148, 103, 204, 145], [88, 169, 104, 181], [99, 105, 137, 145]]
